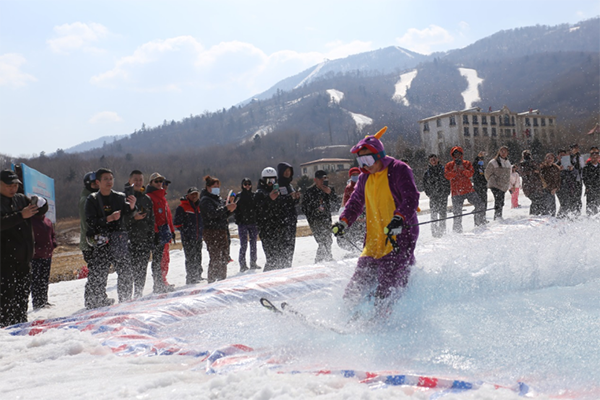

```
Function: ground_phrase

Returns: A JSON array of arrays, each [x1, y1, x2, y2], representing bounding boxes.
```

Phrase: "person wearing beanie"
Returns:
[[332, 127, 420, 317], [444, 146, 486, 232]]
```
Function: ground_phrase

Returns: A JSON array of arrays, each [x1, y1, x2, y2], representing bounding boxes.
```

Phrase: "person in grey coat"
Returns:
[[485, 146, 511, 220]]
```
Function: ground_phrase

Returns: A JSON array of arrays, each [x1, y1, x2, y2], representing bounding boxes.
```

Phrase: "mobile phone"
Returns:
[[124, 185, 134, 197], [273, 183, 279, 191]]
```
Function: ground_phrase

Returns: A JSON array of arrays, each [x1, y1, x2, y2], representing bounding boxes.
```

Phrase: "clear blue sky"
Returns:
[[1, 0, 598, 157]]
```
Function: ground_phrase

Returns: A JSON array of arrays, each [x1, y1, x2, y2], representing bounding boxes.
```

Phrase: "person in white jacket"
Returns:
[[509, 165, 521, 209], [485, 146, 512, 220]]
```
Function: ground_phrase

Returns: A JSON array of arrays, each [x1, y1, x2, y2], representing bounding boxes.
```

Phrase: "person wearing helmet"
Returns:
[[78, 171, 100, 281], [254, 166, 299, 271], [332, 127, 420, 318]]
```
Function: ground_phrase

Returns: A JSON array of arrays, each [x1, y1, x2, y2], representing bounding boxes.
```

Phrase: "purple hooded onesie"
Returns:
[[340, 128, 420, 307]]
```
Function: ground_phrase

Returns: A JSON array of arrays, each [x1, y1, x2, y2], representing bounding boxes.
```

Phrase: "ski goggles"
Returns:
[[265, 178, 277, 184], [357, 154, 377, 168]]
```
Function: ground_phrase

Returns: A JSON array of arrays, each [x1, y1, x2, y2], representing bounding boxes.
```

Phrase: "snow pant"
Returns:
[[150, 239, 171, 293], [586, 191, 600, 216], [474, 183, 488, 207], [0, 259, 30, 328], [451, 192, 486, 233], [511, 188, 520, 208], [237, 224, 258, 269], [559, 181, 583, 217], [311, 222, 333, 263], [203, 229, 230, 283], [539, 189, 557, 216], [182, 238, 203, 284], [30, 258, 52, 309], [490, 187, 506, 220], [528, 191, 546, 216], [161, 243, 170, 285], [429, 196, 448, 237], [261, 223, 296, 272], [343, 233, 417, 309], [129, 241, 152, 298], [85, 232, 132, 308]]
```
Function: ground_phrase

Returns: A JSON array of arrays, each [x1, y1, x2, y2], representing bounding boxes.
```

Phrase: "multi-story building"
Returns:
[[419, 106, 557, 157], [300, 158, 353, 177]]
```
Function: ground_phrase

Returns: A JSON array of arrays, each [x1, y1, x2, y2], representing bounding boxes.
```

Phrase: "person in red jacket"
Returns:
[[444, 146, 486, 233], [145, 173, 175, 293]]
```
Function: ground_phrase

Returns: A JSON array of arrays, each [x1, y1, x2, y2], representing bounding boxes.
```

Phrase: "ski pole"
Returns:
[[409, 207, 494, 227], [341, 234, 363, 253]]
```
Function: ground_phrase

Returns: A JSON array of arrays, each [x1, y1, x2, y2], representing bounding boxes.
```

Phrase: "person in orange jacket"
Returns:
[[444, 147, 486, 233]]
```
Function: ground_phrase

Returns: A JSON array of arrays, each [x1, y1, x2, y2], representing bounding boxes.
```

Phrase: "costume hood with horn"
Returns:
[[339, 126, 420, 306]]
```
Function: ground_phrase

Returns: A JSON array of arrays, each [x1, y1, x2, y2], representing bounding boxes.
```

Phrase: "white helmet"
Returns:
[[261, 167, 277, 179]]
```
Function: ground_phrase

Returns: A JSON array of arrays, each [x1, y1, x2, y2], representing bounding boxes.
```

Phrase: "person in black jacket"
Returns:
[[174, 187, 204, 284], [234, 178, 260, 272], [1, 169, 49, 327], [583, 146, 600, 216], [301, 170, 338, 262], [422, 154, 451, 238], [472, 151, 488, 207], [124, 170, 155, 298], [199, 176, 236, 283], [85, 168, 136, 308]]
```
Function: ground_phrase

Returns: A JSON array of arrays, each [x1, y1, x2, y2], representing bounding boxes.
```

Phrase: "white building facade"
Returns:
[[419, 106, 557, 157], [300, 158, 353, 177]]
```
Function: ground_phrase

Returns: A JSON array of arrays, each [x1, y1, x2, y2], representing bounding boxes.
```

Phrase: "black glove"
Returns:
[[332, 221, 347, 237], [384, 214, 404, 237]]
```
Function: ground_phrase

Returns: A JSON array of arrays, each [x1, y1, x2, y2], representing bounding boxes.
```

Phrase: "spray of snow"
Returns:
[[458, 67, 483, 109], [392, 70, 418, 106]]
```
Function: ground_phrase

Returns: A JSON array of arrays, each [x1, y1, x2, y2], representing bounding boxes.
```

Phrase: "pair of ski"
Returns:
[[259, 298, 349, 335]]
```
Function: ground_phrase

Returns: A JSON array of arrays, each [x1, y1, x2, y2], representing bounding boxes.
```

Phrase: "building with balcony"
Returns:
[[419, 106, 557, 157], [300, 158, 354, 177]]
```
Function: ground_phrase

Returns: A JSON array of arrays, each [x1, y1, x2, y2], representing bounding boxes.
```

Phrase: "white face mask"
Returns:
[[350, 175, 359, 183], [211, 187, 220, 196]]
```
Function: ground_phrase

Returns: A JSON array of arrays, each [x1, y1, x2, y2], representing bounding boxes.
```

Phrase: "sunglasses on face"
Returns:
[[154, 179, 164, 184], [591, 152, 600, 155], [357, 154, 376, 168], [266, 178, 277, 184]]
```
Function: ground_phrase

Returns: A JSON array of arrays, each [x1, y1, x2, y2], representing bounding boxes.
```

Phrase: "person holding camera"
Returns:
[[200, 175, 236, 283], [444, 147, 486, 233], [124, 170, 155, 298], [1, 169, 49, 327], [332, 127, 420, 318], [301, 170, 338, 263], [85, 168, 137, 308]]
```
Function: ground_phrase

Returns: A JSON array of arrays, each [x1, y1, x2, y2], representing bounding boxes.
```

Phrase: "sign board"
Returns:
[[14, 163, 56, 223]]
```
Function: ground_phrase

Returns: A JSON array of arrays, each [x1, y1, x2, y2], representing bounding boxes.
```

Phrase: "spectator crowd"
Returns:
[[1, 135, 599, 327]]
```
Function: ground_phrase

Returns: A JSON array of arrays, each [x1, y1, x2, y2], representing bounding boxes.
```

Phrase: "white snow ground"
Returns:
[[2, 190, 599, 400]]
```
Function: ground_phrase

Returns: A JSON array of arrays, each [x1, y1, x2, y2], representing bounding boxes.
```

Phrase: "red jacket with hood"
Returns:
[[444, 146, 475, 196]]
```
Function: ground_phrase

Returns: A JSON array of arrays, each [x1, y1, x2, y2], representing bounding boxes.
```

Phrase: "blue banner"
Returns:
[[17, 163, 56, 223]]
